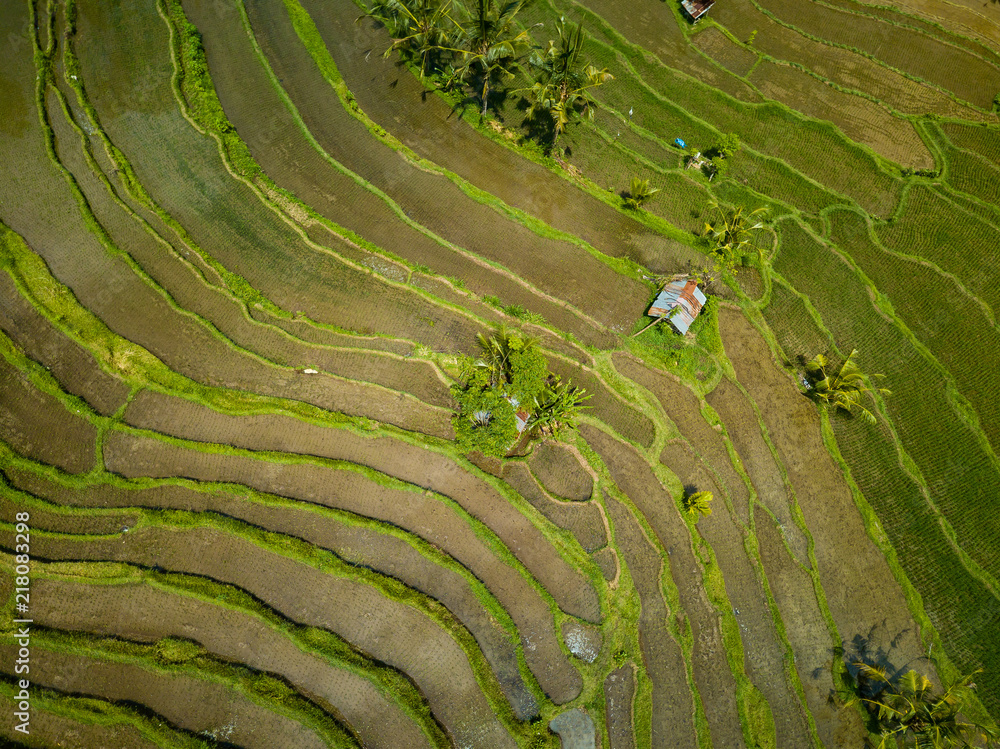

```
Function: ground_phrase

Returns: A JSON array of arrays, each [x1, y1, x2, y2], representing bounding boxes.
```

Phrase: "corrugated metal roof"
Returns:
[[648, 279, 707, 335], [506, 396, 532, 433], [681, 0, 715, 20]]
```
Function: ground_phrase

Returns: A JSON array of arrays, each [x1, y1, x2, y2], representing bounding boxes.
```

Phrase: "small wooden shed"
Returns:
[[648, 279, 707, 335]]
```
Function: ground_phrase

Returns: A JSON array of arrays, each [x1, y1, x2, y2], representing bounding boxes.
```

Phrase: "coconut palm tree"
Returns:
[[845, 666, 999, 748], [703, 200, 767, 269], [445, 0, 531, 116], [523, 18, 612, 146], [804, 349, 889, 424], [475, 325, 539, 388], [528, 375, 590, 438], [623, 177, 659, 209], [683, 490, 713, 518], [361, 0, 455, 76], [388, 0, 459, 77]]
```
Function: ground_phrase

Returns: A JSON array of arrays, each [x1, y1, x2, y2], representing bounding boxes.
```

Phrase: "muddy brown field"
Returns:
[[3, 0, 998, 744]]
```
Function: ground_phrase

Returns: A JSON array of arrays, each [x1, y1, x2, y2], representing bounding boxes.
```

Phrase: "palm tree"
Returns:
[[804, 349, 890, 424], [623, 177, 659, 209], [845, 666, 999, 748], [445, 0, 531, 116], [475, 325, 538, 387], [683, 490, 713, 518], [523, 18, 612, 146], [528, 375, 590, 438], [367, 0, 458, 77], [703, 200, 767, 269]]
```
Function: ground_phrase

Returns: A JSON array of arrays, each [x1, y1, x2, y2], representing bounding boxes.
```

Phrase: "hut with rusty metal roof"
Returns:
[[681, 0, 715, 21], [648, 279, 707, 335]]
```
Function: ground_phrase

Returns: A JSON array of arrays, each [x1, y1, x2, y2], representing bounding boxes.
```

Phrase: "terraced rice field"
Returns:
[[1, 0, 999, 746]]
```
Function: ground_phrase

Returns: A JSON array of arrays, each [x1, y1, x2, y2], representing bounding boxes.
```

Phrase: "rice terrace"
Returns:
[[2, 0, 1000, 745]]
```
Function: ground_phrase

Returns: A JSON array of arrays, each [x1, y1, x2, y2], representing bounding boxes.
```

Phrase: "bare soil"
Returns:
[[30, 474, 546, 717], [603, 664, 637, 749], [0, 693, 160, 749], [0, 643, 330, 749], [586, 427, 746, 749], [753, 504, 863, 747], [0, 356, 96, 474], [86, 433, 585, 702], [603, 491, 698, 749], [0, 494, 137, 536], [188, 0, 617, 348], [718, 308, 934, 694], [613, 353, 752, 524], [25, 524, 519, 748], [28, 575, 435, 749], [47, 78, 454, 411], [12, 457, 586, 702], [528, 442, 594, 501], [549, 358, 656, 449], [592, 547, 619, 583], [306, 0, 701, 312], [111, 396, 599, 622], [658, 440, 813, 747], [0, 270, 129, 416], [74, 0, 487, 355], [6, 79, 451, 440], [705, 378, 811, 565], [502, 462, 607, 553]]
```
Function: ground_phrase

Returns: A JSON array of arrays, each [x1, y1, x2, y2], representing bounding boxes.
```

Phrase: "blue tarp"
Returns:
[[675, 138, 687, 148]]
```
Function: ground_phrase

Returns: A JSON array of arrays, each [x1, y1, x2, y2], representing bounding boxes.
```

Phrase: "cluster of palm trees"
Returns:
[[474, 326, 590, 439], [362, 0, 612, 141], [844, 663, 998, 748]]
